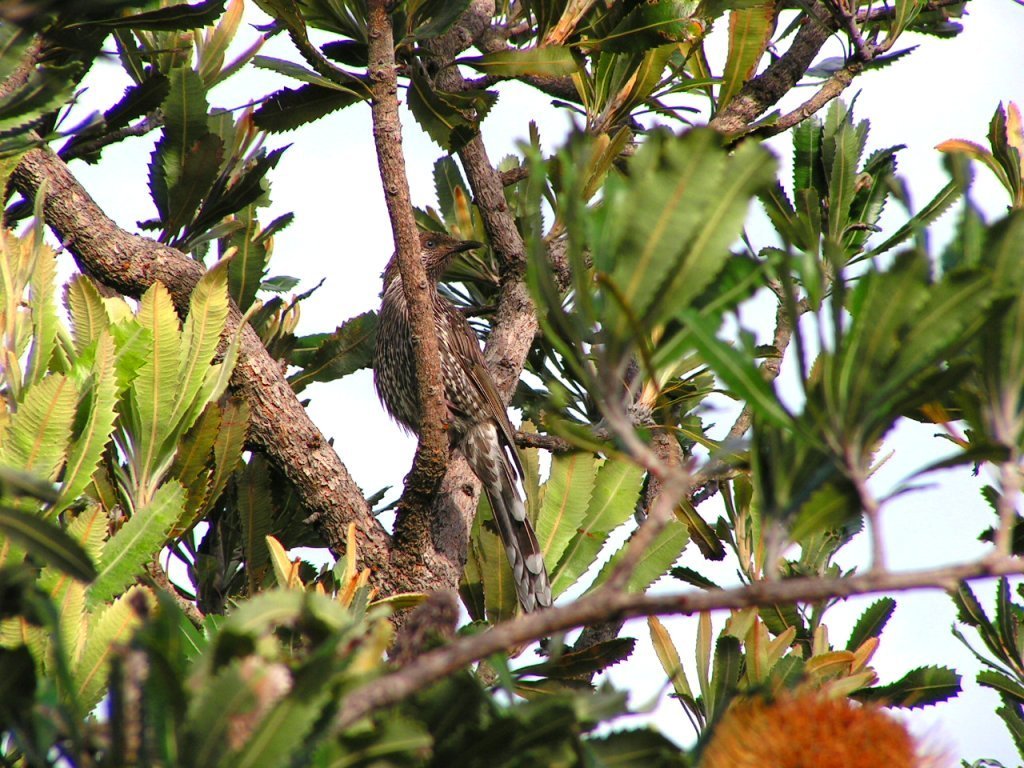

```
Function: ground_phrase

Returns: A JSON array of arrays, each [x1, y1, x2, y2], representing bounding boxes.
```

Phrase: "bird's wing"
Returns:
[[443, 302, 525, 482]]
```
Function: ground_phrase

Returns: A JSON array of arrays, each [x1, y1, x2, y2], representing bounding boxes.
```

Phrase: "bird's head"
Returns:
[[381, 231, 483, 288]]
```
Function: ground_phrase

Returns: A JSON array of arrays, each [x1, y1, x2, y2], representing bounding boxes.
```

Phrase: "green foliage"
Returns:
[[0, 0, 1015, 764], [953, 580, 1024, 760]]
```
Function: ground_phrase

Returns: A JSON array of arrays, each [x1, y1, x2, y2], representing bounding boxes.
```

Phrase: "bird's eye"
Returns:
[[426, 239, 437, 248]]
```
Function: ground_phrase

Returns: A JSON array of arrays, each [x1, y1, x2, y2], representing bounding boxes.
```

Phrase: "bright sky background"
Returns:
[[63, 1, 1024, 762]]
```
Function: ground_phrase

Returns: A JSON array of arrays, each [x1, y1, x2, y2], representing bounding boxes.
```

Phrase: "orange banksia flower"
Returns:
[[700, 692, 946, 768]]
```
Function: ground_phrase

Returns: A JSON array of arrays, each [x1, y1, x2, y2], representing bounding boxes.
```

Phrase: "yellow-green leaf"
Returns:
[[718, 2, 775, 112], [54, 331, 119, 515], [75, 585, 154, 712], [65, 275, 110, 356], [172, 260, 230, 436], [89, 480, 185, 605], [0, 373, 78, 481], [537, 452, 597, 569], [649, 616, 694, 701], [130, 282, 183, 490]]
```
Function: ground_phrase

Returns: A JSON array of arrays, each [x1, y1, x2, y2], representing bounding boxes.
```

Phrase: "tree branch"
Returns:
[[367, 0, 450, 528], [709, 1, 837, 135], [10, 146, 394, 585], [690, 293, 810, 507], [389, 0, 543, 600], [755, 63, 862, 139], [336, 554, 1024, 729]]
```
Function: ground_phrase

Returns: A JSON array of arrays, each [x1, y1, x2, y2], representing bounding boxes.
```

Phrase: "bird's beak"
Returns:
[[454, 240, 484, 253]]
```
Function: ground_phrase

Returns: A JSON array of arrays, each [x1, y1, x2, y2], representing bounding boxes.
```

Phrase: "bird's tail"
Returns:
[[463, 422, 552, 612]]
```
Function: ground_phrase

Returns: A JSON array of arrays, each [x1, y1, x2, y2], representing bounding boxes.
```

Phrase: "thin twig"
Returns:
[[690, 294, 811, 500], [145, 561, 204, 628], [846, 446, 887, 571], [756, 63, 863, 139], [335, 554, 1024, 730], [60, 113, 163, 162], [995, 452, 1022, 557]]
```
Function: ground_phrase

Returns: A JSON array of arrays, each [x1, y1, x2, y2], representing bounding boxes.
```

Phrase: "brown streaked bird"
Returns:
[[374, 230, 552, 612]]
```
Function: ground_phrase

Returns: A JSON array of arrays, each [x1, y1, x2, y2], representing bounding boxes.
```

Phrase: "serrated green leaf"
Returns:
[[75, 586, 154, 712], [84, 0, 226, 30], [54, 332, 120, 515], [0, 373, 78, 480], [171, 402, 220, 518], [866, 177, 962, 258], [38, 505, 106, 664], [406, 68, 495, 153], [188, 147, 287, 246], [151, 66, 211, 225], [128, 281, 182, 491], [590, 1, 703, 53], [171, 261, 230, 438], [789, 481, 857, 542], [550, 459, 643, 597], [846, 597, 896, 651], [205, 398, 247, 516], [792, 116, 825, 197], [583, 728, 688, 766], [89, 481, 185, 605], [474, 495, 517, 623], [589, 518, 690, 594], [65, 275, 110, 355], [109, 318, 152, 393], [238, 455, 274, 591], [0, 60, 78, 137], [708, 635, 741, 719], [165, 132, 224, 240], [597, 130, 775, 353], [224, 207, 271, 310], [718, 2, 774, 112], [406, 0, 472, 40], [649, 616, 694, 702], [668, 565, 720, 590], [979, 670, 1024, 703], [537, 452, 598, 571], [854, 665, 961, 709], [288, 311, 378, 392], [26, 239, 58, 386], [0, 507, 96, 582], [459, 47, 578, 77], [826, 107, 865, 242], [521, 637, 636, 681]]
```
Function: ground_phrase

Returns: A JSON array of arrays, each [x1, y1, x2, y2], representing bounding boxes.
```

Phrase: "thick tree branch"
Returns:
[[367, 0, 450, 533], [337, 554, 1024, 729], [709, 1, 837, 135], [10, 146, 394, 583], [389, 0, 542, 599]]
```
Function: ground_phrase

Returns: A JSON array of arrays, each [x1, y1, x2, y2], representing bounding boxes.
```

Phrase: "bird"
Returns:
[[374, 230, 552, 613]]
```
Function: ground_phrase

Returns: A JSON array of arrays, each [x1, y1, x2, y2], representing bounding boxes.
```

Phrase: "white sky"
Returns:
[[64, 1, 1024, 762]]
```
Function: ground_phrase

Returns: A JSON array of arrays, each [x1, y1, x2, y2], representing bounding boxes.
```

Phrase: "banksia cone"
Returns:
[[700, 691, 945, 768]]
